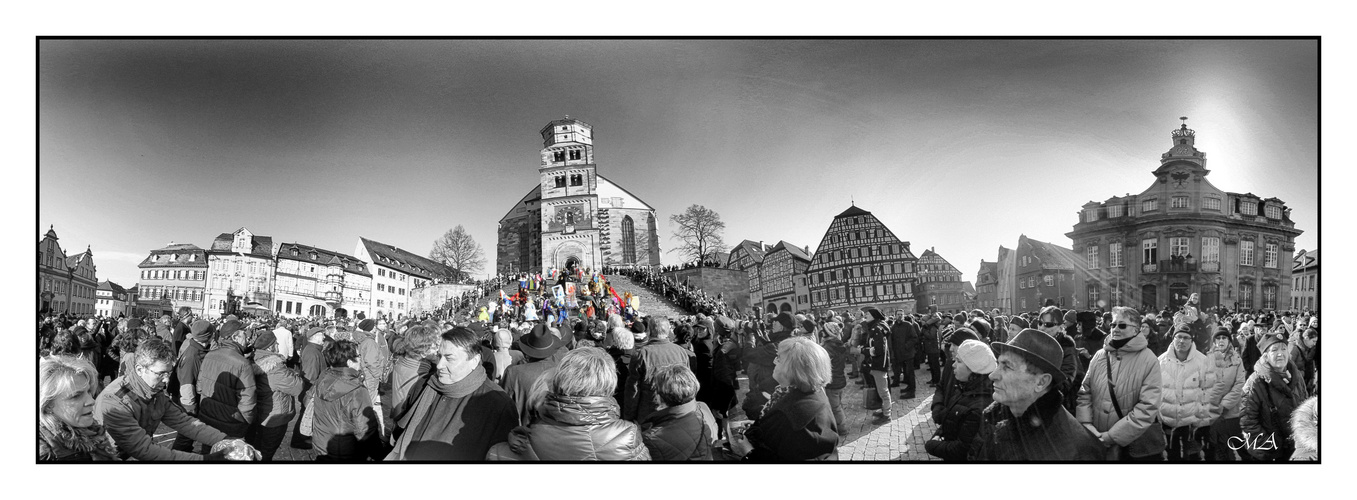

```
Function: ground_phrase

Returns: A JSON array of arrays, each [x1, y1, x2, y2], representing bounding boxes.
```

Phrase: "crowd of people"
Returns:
[[38, 279, 1318, 461]]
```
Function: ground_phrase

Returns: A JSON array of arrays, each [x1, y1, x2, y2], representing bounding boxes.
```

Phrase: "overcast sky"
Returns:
[[38, 39, 1318, 288]]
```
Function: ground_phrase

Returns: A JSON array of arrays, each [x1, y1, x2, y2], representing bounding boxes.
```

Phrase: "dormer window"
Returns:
[[1240, 200, 1257, 215], [1265, 204, 1281, 219], [291, 248, 299, 256]]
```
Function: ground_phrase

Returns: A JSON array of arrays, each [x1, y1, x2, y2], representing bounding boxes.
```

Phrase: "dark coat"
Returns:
[[624, 339, 692, 421], [740, 343, 779, 421], [925, 373, 994, 461], [528, 394, 650, 461], [501, 358, 558, 427], [174, 339, 209, 414], [861, 320, 892, 371], [920, 314, 942, 354], [822, 336, 848, 391], [743, 388, 839, 461], [970, 389, 1103, 461], [196, 340, 257, 429], [312, 367, 378, 456], [251, 350, 304, 428], [1240, 358, 1308, 461], [386, 371, 518, 461], [889, 319, 918, 359], [640, 400, 716, 461]]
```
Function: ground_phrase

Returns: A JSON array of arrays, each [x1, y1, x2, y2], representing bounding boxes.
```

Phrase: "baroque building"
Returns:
[[204, 228, 275, 317], [355, 237, 455, 320], [137, 243, 208, 316], [275, 242, 373, 319], [497, 117, 661, 274], [806, 205, 919, 315], [1066, 120, 1302, 312], [1290, 249, 1317, 312]]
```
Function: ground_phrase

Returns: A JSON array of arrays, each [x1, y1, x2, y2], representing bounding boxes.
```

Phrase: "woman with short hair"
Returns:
[[514, 347, 651, 460], [725, 336, 839, 461], [389, 325, 441, 427], [640, 364, 718, 460], [39, 355, 118, 461]]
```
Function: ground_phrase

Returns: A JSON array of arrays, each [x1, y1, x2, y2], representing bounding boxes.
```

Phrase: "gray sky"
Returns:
[[38, 39, 1318, 288]]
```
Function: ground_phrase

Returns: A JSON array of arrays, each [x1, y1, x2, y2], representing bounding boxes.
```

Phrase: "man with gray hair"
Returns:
[[95, 337, 249, 460], [623, 317, 692, 422]]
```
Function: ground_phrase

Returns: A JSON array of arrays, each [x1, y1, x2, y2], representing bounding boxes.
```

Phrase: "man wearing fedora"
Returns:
[[502, 322, 565, 426], [860, 306, 894, 424], [971, 329, 1102, 461]]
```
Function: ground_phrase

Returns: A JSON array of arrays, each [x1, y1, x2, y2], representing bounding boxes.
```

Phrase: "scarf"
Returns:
[[1108, 335, 1133, 350], [38, 422, 119, 461]]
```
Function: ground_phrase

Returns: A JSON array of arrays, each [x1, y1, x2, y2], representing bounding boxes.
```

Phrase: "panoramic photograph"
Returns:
[[36, 39, 1319, 464]]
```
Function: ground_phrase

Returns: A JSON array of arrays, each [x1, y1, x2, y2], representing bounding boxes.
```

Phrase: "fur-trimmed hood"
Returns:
[[1290, 396, 1318, 460]]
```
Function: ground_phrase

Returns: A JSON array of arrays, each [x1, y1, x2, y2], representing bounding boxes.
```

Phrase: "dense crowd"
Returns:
[[37, 282, 1318, 461]]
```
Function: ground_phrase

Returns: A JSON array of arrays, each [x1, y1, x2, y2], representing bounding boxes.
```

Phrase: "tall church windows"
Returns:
[[622, 216, 636, 264]]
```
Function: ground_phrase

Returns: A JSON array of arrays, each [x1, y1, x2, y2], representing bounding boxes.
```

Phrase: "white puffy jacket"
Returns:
[[1157, 347, 1211, 428]]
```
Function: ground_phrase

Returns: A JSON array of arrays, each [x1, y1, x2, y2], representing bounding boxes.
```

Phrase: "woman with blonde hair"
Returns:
[[724, 336, 839, 460], [39, 355, 118, 461]]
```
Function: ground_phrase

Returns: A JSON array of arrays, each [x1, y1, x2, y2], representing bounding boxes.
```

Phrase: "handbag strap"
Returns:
[[1105, 354, 1125, 420]]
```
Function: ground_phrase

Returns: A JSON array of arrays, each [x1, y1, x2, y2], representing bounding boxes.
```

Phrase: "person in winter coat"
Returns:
[[701, 316, 742, 420], [741, 315, 788, 422], [1205, 327, 1248, 461], [312, 340, 381, 461], [502, 323, 565, 427], [1240, 322, 1264, 379], [889, 311, 919, 399], [39, 355, 119, 461], [1240, 332, 1309, 462], [623, 317, 692, 422], [196, 320, 257, 439], [930, 328, 979, 424], [1077, 306, 1165, 461], [725, 337, 839, 461], [511, 348, 652, 460], [290, 326, 327, 450], [389, 325, 440, 430], [920, 306, 943, 385], [1157, 324, 1212, 461], [1037, 306, 1082, 412], [925, 339, 995, 461], [640, 364, 718, 460], [971, 329, 1102, 461], [1289, 396, 1317, 461], [819, 320, 849, 432], [1289, 328, 1318, 396], [859, 307, 894, 424], [171, 320, 212, 453], [245, 331, 303, 461], [603, 317, 636, 399], [352, 319, 393, 442]]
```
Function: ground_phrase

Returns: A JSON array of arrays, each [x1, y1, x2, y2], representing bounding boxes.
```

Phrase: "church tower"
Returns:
[[537, 117, 603, 272]]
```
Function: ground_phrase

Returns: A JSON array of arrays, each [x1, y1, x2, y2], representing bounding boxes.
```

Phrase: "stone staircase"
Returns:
[[601, 274, 689, 319]]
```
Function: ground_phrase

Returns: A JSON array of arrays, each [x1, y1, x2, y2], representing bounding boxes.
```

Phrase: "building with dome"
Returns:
[[1066, 119, 1303, 312], [497, 117, 661, 274]]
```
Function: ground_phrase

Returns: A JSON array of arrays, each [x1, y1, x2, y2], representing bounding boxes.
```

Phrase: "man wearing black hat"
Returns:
[[171, 319, 214, 453], [860, 307, 893, 424], [196, 320, 257, 439], [971, 329, 1102, 461], [624, 317, 692, 422], [502, 323, 565, 427]]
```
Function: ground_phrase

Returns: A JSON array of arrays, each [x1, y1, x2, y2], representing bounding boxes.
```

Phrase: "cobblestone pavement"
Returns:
[[155, 367, 942, 462]]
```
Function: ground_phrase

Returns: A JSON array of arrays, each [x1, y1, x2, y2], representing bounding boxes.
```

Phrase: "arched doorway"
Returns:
[[766, 303, 778, 314], [1200, 284, 1219, 311], [622, 216, 637, 264], [309, 304, 325, 317], [1141, 284, 1157, 310], [565, 256, 580, 271]]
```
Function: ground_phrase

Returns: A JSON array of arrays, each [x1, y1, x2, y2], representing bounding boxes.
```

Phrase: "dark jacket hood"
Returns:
[[319, 367, 363, 402]]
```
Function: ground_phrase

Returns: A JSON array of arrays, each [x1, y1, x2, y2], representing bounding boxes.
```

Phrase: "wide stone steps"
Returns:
[[600, 274, 689, 319]]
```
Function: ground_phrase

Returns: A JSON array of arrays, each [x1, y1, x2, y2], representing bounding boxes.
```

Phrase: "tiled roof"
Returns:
[[768, 240, 813, 263], [98, 280, 128, 295], [278, 242, 371, 277], [207, 231, 274, 258], [735, 240, 768, 261], [1292, 249, 1319, 271], [359, 237, 456, 280], [835, 205, 872, 218], [1024, 236, 1083, 271], [139, 244, 208, 268]]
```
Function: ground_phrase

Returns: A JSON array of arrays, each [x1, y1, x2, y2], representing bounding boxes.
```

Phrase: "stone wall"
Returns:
[[409, 283, 480, 315], [663, 267, 751, 312]]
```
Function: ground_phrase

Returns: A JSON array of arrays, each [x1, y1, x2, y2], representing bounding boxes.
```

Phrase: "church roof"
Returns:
[[596, 174, 654, 211]]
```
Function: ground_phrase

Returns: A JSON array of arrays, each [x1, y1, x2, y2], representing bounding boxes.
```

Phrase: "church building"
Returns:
[[497, 117, 661, 274]]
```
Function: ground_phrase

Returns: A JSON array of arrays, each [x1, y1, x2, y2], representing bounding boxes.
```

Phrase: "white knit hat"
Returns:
[[956, 339, 997, 375]]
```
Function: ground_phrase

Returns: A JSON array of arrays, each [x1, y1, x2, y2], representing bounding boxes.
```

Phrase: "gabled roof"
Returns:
[[1292, 249, 1319, 271], [278, 242, 372, 277], [766, 240, 812, 263], [835, 205, 872, 218], [596, 174, 654, 211], [358, 237, 456, 280], [1022, 236, 1083, 272], [962, 282, 976, 294], [207, 231, 274, 258], [731, 240, 768, 262], [979, 261, 998, 275], [42, 225, 59, 241], [98, 280, 127, 295]]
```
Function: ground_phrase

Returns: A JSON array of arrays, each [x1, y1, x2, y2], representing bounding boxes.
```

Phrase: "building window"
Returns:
[[1265, 205, 1282, 219], [377, 299, 385, 308], [1264, 243, 1278, 268], [1241, 200, 1257, 215], [569, 150, 582, 161], [570, 174, 583, 186], [1204, 197, 1221, 211], [1044, 275, 1053, 287], [1142, 239, 1158, 264], [1262, 284, 1277, 310], [553, 151, 565, 162], [1142, 199, 1158, 212], [1240, 240, 1255, 266], [1171, 196, 1190, 209], [1109, 243, 1123, 268], [1084, 208, 1098, 222], [1087, 245, 1099, 269], [1107, 204, 1124, 218], [1201, 237, 1220, 264], [554, 176, 566, 188], [1088, 284, 1100, 305], [1169, 237, 1190, 257]]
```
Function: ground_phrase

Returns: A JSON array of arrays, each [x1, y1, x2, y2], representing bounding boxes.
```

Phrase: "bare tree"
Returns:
[[669, 204, 728, 264], [429, 225, 485, 282]]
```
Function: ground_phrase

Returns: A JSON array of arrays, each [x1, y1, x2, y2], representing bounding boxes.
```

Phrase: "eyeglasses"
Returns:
[[1112, 323, 1131, 330], [142, 366, 172, 379], [1041, 322, 1060, 328]]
